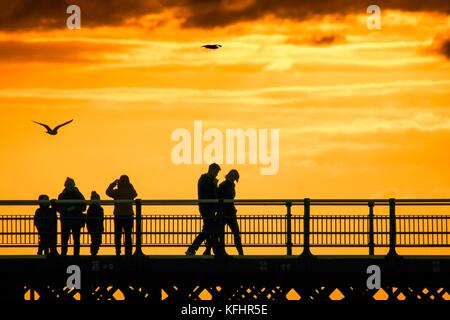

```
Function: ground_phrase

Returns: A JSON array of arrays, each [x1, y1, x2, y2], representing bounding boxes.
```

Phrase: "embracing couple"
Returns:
[[186, 163, 244, 257]]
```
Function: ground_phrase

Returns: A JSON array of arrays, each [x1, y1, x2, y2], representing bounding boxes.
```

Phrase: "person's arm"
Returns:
[[106, 182, 117, 198], [78, 191, 86, 213], [56, 193, 65, 214], [217, 183, 224, 199], [34, 210, 40, 230], [212, 180, 218, 199], [50, 208, 58, 231], [130, 185, 138, 199]]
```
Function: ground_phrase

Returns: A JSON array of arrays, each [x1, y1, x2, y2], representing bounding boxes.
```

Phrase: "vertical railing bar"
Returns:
[[333, 213, 336, 247], [446, 217, 449, 245], [301, 198, 311, 257], [388, 198, 397, 256], [353, 214, 356, 246], [321, 214, 324, 246], [368, 201, 374, 255], [408, 216, 412, 246], [403, 215, 405, 246], [133, 199, 143, 256]]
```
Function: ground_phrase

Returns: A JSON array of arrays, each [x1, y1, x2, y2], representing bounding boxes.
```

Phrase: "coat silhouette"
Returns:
[[217, 169, 243, 255], [87, 191, 104, 256], [56, 178, 86, 256], [106, 175, 137, 256]]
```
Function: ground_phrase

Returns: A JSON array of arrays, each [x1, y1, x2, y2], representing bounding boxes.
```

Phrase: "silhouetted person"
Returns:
[[217, 170, 244, 255], [34, 194, 58, 256], [87, 191, 104, 256], [106, 175, 137, 256], [57, 177, 86, 256], [186, 163, 224, 256]]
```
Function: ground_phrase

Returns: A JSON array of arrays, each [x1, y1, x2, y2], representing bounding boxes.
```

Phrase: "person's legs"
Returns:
[[37, 234, 44, 255], [41, 232, 50, 255], [114, 217, 123, 255], [60, 224, 70, 256], [72, 227, 81, 256], [187, 232, 206, 254], [89, 232, 96, 255], [213, 214, 226, 256], [202, 214, 217, 255], [91, 231, 101, 255], [227, 216, 244, 255], [49, 230, 58, 255], [186, 213, 214, 254], [123, 217, 133, 256]]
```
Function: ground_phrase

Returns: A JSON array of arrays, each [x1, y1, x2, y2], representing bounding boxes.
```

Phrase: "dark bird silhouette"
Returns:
[[202, 44, 222, 50], [32, 120, 74, 135]]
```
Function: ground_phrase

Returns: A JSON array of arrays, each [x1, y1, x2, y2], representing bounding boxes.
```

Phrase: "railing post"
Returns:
[[388, 198, 397, 257], [50, 199, 58, 251], [285, 201, 293, 256], [368, 201, 375, 256], [301, 198, 312, 257], [134, 199, 143, 256]]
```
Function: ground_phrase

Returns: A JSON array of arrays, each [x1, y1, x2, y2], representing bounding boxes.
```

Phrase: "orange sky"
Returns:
[[0, 2, 449, 202]]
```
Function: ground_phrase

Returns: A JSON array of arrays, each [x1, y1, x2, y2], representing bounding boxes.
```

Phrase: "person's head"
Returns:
[[226, 169, 240, 183], [207, 163, 221, 179], [118, 175, 131, 188], [90, 191, 100, 201], [38, 194, 50, 208], [64, 177, 76, 190]]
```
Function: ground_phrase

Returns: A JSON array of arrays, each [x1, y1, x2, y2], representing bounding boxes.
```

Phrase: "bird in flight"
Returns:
[[32, 119, 74, 135], [202, 44, 222, 49]]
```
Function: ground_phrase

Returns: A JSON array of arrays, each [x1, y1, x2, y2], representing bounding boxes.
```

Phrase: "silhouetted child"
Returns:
[[87, 191, 104, 256], [34, 194, 58, 255]]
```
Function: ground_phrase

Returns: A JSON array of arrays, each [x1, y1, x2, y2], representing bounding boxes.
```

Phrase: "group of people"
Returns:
[[34, 164, 244, 257], [34, 175, 137, 256]]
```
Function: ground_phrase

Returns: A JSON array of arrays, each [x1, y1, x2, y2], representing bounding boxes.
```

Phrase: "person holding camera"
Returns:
[[106, 175, 137, 256]]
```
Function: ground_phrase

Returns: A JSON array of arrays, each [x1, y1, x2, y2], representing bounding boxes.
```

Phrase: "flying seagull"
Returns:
[[202, 44, 222, 49], [32, 119, 74, 135]]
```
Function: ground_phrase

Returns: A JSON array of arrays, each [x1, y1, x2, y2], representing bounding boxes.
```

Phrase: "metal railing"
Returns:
[[1, 198, 450, 256]]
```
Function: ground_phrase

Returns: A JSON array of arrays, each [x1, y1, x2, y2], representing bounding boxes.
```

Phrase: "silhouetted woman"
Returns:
[[217, 169, 244, 255], [106, 175, 137, 256], [87, 191, 104, 256], [57, 177, 86, 256]]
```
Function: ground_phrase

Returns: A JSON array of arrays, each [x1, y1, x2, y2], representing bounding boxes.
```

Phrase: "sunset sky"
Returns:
[[0, 0, 449, 201]]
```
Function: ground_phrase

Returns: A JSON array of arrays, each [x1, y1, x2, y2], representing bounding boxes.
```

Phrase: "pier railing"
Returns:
[[1, 199, 450, 256]]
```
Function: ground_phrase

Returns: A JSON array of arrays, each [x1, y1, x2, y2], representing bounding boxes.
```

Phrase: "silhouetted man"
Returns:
[[217, 169, 244, 255], [186, 163, 224, 256], [57, 177, 86, 256], [106, 175, 137, 256]]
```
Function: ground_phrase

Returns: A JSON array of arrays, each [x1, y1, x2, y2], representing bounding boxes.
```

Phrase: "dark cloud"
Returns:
[[0, 0, 161, 30], [440, 39, 450, 59], [0, 0, 448, 30], [286, 35, 346, 47], [172, 0, 450, 28]]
